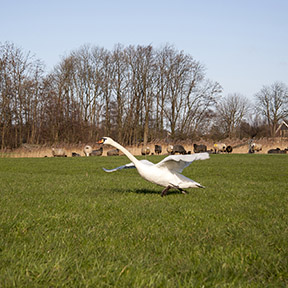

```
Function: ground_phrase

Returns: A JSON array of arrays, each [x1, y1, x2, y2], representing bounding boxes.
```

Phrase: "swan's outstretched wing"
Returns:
[[103, 159, 154, 173], [102, 162, 135, 172], [155, 153, 209, 173]]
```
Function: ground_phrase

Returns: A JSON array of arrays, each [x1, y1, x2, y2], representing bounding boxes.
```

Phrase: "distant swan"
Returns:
[[97, 137, 209, 196]]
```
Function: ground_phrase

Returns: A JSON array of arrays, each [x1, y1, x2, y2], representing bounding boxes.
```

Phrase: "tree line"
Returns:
[[1, 42, 288, 149]]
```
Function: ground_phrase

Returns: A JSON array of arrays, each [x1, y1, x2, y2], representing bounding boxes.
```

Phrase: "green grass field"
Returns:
[[0, 154, 287, 287]]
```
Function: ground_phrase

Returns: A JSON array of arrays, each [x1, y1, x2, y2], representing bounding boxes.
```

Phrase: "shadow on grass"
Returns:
[[111, 187, 187, 196], [110, 188, 158, 195], [136, 189, 187, 196], [135, 188, 160, 195]]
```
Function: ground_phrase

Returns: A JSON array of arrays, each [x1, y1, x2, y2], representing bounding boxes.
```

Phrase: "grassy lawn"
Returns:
[[0, 154, 287, 287]]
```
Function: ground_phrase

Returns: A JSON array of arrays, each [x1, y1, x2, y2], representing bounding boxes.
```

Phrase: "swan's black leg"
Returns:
[[161, 185, 171, 197]]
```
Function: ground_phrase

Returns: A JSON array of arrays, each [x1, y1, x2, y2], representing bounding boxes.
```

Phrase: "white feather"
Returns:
[[155, 153, 209, 173]]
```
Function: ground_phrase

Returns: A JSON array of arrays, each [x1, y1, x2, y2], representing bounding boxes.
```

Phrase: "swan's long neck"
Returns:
[[109, 140, 139, 165]]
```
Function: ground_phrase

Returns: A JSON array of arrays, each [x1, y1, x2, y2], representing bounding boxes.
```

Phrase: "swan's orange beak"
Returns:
[[97, 138, 105, 144]]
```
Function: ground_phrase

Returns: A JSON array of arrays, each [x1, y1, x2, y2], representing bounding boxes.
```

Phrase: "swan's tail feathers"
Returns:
[[196, 184, 205, 188]]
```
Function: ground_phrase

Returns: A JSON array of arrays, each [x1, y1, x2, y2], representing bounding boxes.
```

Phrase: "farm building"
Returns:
[[275, 121, 288, 137]]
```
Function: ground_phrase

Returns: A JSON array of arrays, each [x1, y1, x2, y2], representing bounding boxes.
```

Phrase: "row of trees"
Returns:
[[1, 42, 288, 149]]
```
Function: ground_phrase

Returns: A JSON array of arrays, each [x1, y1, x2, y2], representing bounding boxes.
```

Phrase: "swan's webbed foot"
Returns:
[[161, 186, 171, 197]]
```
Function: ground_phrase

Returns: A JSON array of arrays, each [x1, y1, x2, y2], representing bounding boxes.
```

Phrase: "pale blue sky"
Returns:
[[1, 0, 287, 100]]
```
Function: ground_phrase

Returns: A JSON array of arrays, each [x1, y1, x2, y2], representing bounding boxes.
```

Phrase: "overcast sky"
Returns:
[[1, 0, 287, 100]]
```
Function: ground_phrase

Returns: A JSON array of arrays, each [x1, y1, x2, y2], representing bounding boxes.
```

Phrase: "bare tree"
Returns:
[[0, 42, 44, 148], [125, 45, 148, 145], [161, 47, 220, 139], [179, 79, 222, 138], [255, 82, 288, 136], [164, 49, 193, 139], [111, 44, 129, 143], [22, 60, 44, 144], [215, 93, 250, 138], [154, 46, 171, 138], [69, 45, 108, 141], [135, 45, 155, 146]]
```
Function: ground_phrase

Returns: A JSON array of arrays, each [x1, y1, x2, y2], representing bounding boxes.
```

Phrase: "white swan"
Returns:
[[97, 137, 209, 196]]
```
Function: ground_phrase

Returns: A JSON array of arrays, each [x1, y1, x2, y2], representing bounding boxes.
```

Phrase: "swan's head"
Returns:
[[97, 137, 114, 145]]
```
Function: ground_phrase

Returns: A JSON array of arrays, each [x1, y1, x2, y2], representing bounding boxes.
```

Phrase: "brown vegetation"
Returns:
[[2, 137, 288, 158]]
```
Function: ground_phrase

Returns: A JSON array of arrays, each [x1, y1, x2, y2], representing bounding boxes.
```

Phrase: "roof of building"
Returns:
[[275, 120, 288, 134]]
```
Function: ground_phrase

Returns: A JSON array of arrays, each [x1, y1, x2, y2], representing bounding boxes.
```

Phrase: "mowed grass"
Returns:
[[0, 154, 287, 287]]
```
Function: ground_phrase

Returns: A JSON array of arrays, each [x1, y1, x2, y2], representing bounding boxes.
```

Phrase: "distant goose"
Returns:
[[97, 137, 209, 196]]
